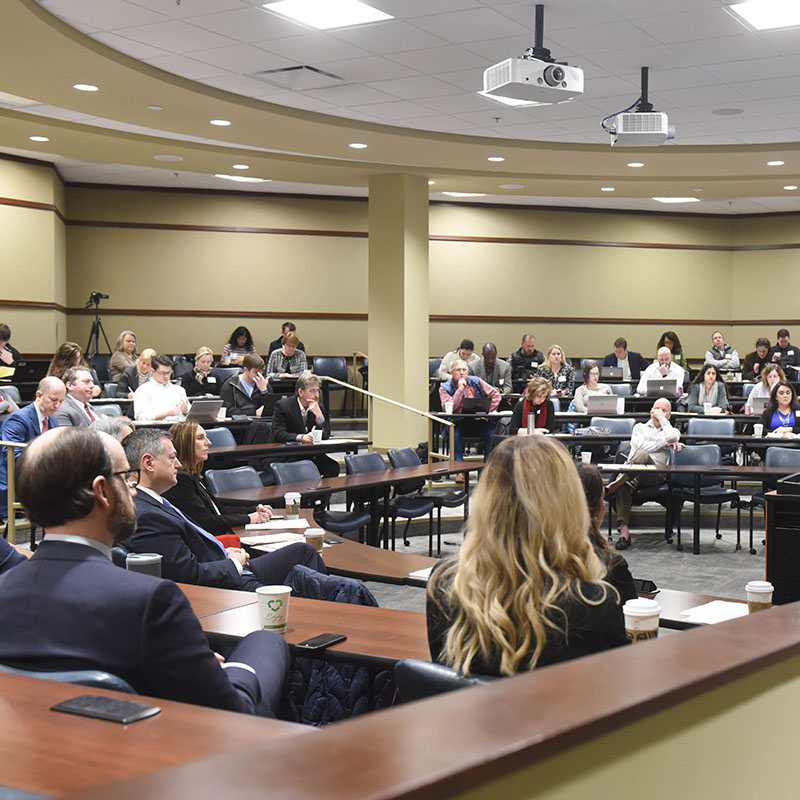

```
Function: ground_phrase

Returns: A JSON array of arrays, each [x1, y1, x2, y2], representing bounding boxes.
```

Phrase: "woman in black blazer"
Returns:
[[163, 421, 273, 535], [181, 346, 220, 397]]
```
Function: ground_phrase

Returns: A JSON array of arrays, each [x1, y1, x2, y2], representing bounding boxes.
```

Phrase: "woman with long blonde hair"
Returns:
[[427, 436, 628, 676]]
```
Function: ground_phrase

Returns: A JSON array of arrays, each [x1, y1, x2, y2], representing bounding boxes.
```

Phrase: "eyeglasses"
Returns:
[[111, 469, 140, 488]]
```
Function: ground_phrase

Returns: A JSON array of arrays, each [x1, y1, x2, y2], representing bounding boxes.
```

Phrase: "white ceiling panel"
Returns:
[[90, 31, 170, 60], [592, 0, 707, 21], [388, 46, 488, 72], [200, 73, 290, 97], [40, 0, 168, 29], [415, 92, 501, 114], [186, 44, 289, 72], [408, 7, 526, 44], [736, 77, 800, 102], [548, 21, 660, 54], [117, 0, 247, 19], [187, 7, 304, 43], [393, 115, 479, 132], [704, 56, 800, 84], [351, 100, 440, 121], [670, 35, 779, 66], [113, 20, 238, 53], [371, 0, 482, 18], [492, 0, 618, 30], [314, 56, 419, 83], [366, 75, 463, 100], [259, 33, 372, 63], [302, 83, 399, 106], [634, 8, 748, 45], [257, 92, 338, 111], [328, 21, 447, 55], [654, 84, 748, 108], [143, 54, 233, 80]]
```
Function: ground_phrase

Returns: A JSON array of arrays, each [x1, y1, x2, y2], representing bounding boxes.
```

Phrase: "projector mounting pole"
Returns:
[[636, 66, 654, 113], [525, 4, 554, 63]]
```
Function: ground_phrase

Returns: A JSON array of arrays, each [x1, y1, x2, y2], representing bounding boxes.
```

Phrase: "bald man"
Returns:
[[606, 398, 684, 550], [636, 347, 686, 395], [0, 375, 65, 507]]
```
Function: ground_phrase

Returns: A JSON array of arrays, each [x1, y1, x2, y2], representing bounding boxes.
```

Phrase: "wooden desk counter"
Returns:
[[181, 583, 258, 618], [206, 438, 369, 467], [0, 671, 308, 798], [200, 597, 431, 667]]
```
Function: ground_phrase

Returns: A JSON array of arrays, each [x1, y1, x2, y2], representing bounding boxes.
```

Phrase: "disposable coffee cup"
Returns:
[[444, 401, 454, 414], [753, 423, 764, 437], [622, 598, 661, 643], [580, 451, 592, 464], [311, 428, 323, 444], [126, 552, 162, 578], [304, 530, 325, 553], [745, 580, 774, 613], [216, 406, 226, 421], [255, 585, 292, 634], [703, 402, 713, 415], [285, 492, 301, 519], [527, 412, 535, 435]]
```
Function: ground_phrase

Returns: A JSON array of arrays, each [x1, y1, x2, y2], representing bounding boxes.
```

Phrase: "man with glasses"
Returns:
[[0, 428, 290, 716], [133, 353, 189, 421]]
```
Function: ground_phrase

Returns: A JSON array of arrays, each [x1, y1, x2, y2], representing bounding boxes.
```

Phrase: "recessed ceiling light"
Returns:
[[477, 90, 548, 108], [147, 105, 163, 111], [349, 142, 368, 149], [600, 187, 615, 192], [215, 174, 271, 183], [153, 155, 183, 162], [730, 0, 800, 30], [262, 0, 393, 30], [210, 119, 231, 126], [29, 135, 49, 142], [440, 192, 488, 198], [627, 162, 645, 168], [652, 197, 701, 204], [73, 83, 99, 92], [232, 164, 249, 170], [499, 184, 523, 189], [784, 185, 798, 191], [487, 156, 505, 162], [428, 180, 435, 185], [767, 160, 785, 166]]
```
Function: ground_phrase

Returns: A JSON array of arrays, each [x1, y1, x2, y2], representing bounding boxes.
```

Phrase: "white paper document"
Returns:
[[679, 600, 749, 625], [408, 567, 433, 580], [240, 532, 305, 546], [244, 519, 309, 532]]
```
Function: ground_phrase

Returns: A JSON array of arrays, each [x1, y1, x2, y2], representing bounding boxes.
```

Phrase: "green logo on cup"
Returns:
[[268, 599, 283, 612]]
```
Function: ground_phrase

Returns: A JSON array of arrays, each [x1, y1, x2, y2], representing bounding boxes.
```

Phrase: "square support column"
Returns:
[[368, 174, 429, 451]]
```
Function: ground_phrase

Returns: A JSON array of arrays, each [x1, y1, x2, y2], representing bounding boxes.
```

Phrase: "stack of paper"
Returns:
[[408, 566, 433, 581], [244, 519, 309, 532], [679, 600, 749, 625]]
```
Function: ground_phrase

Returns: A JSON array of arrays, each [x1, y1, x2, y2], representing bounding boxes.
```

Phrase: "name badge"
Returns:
[[789, 351, 795, 356], [207, 376, 217, 383], [558, 374, 566, 382], [499, 378, 504, 386], [531, 361, 538, 368]]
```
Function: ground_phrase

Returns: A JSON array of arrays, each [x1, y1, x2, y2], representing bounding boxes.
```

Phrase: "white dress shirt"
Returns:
[[628, 416, 680, 466], [637, 361, 685, 395], [133, 380, 188, 421]]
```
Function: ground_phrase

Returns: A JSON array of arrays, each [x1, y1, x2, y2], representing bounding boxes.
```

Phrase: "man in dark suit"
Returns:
[[271, 373, 338, 478], [0, 376, 64, 507], [602, 337, 650, 382], [54, 366, 97, 427], [0, 427, 289, 716], [123, 428, 326, 590]]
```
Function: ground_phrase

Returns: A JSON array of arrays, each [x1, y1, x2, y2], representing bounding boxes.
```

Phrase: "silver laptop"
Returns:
[[645, 379, 678, 398], [185, 398, 223, 422], [586, 395, 623, 415], [599, 366, 623, 380], [750, 395, 770, 414]]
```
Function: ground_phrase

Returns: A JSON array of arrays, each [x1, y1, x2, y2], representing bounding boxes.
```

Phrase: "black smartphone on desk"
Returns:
[[294, 633, 347, 651]]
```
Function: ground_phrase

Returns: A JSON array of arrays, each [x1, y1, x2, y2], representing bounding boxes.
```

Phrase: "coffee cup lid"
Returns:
[[745, 580, 774, 592], [622, 598, 662, 616]]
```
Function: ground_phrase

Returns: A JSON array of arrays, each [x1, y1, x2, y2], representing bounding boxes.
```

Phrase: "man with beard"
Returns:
[[0, 427, 289, 716]]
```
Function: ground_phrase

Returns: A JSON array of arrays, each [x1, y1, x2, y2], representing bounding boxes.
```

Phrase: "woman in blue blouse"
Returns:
[[757, 380, 800, 437]]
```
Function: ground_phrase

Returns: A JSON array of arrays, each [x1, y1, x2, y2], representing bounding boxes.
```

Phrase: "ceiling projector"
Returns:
[[609, 111, 674, 146], [483, 57, 584, 104]]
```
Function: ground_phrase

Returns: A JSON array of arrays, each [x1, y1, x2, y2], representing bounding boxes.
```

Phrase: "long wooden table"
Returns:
[[0, 670, 309, 798], [206, 437, 369, 468]]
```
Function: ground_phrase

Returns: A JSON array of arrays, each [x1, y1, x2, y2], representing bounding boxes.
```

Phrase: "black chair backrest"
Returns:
[[204, 427, 236, 447], [103, 382, 118, 398], [0, 662, 136, 693], [111, 543, 130, 568], [97, 403, 122, 417], [205, 466, 262, 494], [671, 444, 722, 488], [271, 459, 321, 485], [90, 354, 112, 383], [387, 447, 426, 495], [0, 385, 22, 405], [394, 658, 495, 703], [344, 452, 386, 475]]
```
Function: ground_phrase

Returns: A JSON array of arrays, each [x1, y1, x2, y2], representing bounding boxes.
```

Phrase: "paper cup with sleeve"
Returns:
[[622, 598, 661, 643], [285, 492, 301, 519], [256, 585, 292, 633], [745, 580, 774, 613]]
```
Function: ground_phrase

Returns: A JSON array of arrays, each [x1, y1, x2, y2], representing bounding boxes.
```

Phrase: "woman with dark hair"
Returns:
[[47, 341, 102, 397], [221, 326, 257, 366], [656, 331, 688, 371], [162, 421, 273, 535], [686, 364, 729, 414], [575, 462, 637, 604], [757, 381, 800, 437], [744, 363, 784, 415], [742, 337, 773, 382], [427, 436, 628, 676], [509, 376, 553, 435], [573, 360, 613, 413]]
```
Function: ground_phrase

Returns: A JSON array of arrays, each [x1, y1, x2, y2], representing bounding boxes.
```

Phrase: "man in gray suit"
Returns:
[[469, 343, 512, 395], [54, 366, 97, 427]]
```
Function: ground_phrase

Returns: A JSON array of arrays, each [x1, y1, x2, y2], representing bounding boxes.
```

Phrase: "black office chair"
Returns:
[[172, 357, 194, 380], [345, 452, 435, 552], [103, 382, 118, 398], [669, 444, 740, 552], [96, 403, 122, 417], [204, 427, 237, 447], [0, 385, 21, 405], [89, 354, 111, 384], [205, 466, 262, 494], [394, 659, 495, 703], [748, 447, 800, 554], [428, 358, 442, 378], [0, 662, 136, 693], [608, 383, 632, 397], [686, 417, 736, 463], [210, 367, 242, 385], [313, 356, 350, 415], [270, 460, 371, 539], [387, 447, 466, 557], [589, 416, 636, 460]]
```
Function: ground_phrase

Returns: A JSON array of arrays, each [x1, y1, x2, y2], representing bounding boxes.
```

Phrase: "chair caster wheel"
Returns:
[[750, 548, 757, 555], [676, 544, 683, 552], [735, 543, 741, 551], [715, 533, 722, 540], [403, 539, 410, 547], [665, 536, 673, 544]]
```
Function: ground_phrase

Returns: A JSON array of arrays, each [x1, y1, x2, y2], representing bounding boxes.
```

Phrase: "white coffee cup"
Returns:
[[622, 598, 661, 643], [125, 552, 162, 578], [255, 585, 292, 634], [745, 580, 774, 613], [444, 401, 454, 414], [304, 530, 325, 553], [311, 428, 323, 444], [216, 406, 226, 421], [285, 491, 301, 519], [703, 402, 712, 415], [580, 451, 592, 464], [753, 423, 764, 437]]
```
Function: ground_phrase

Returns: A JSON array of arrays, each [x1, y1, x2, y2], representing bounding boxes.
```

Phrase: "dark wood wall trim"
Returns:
[[429, 234, 732, 251], [0, 151, 59, 171], [65, 306, 368, 321], [66, 219, 368, 238], [0, 196, 66, 223], [0, 298, 65, 312]]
